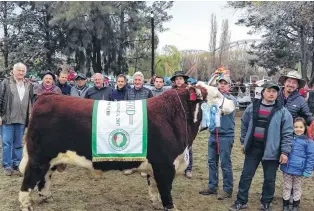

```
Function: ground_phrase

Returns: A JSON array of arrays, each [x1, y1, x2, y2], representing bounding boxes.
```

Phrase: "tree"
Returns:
[[218, 19, 230, 65], [0, 2, 16, 73], [227, 1, 314, 79], [208, 13, 217, 78]]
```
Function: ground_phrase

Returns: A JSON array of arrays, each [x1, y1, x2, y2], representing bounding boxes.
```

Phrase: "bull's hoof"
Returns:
[[56, 164, 67, 172], [39, 195, 53, 204], [20, 205, 33, 211], [91, 169, 104, 179], [124, 169, 134, 175], [164, 205, 180, 211]]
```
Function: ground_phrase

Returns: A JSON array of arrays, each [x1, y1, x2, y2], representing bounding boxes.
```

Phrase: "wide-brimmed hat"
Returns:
[[75, 73, 87, 80], [170, 71, 189, 81], [278, 71, 306, 88], [41, 71, 56, 81]]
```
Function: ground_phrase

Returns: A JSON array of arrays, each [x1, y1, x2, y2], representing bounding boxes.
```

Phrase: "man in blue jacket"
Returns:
[[229, 81, 293, 211], [278, 70, 314, 125], [199, 75, 237, 199]]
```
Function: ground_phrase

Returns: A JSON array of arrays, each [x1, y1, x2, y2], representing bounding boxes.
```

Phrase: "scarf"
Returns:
[[42, 84, 54, 92]]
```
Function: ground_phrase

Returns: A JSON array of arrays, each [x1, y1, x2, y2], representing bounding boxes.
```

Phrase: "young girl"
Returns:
[[280, 117, 314, 211]]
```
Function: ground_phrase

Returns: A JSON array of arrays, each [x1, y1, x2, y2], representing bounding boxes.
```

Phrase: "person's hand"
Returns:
[[279, 154, 288, 164], [241, 145, 245, 154], [0, 120, 2, 126]]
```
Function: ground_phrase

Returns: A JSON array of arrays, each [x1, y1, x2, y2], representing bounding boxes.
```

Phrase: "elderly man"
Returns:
[[124, 71, 153, 100], [111, 74, 129, 101], [124, 71, 153, 176], [151, 76, 166, 97], [229, 81, 293, 211], [278, 70, 314, 124], [70, 73, 89, 98], [199, 75, 237, 199], [85, 73, 113, 100], [0, 63, 33, 176]]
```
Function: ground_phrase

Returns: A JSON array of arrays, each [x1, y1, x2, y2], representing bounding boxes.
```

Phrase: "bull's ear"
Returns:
[[188, 87, 197, 101]]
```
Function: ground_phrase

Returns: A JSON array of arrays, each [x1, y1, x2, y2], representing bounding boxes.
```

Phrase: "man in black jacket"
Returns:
[[124, 72, 153, 100], [112, 74, 129, 101], [84, 73, 113, 100]]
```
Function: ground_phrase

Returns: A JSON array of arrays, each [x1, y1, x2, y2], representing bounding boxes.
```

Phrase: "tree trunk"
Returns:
[[44, 5, 53, 67], [300, 25, 307, 79], [3, 1, 9, 68], [117, 10, 125, 74]]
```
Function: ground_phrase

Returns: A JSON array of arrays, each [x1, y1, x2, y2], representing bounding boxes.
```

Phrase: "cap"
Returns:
[[262, 81, 280, 91], [41, 71, 56, 81], [75, 73, 87, 80], [218, 75, 232, 84]]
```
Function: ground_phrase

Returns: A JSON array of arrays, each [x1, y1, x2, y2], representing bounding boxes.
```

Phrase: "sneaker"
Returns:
[[229, 203, 248, 211], [185, 171, 192, 179], [4, 168, 12, 176], [199, 188, 217, 195], [260, 203, 271, 211], [217, 191, 232, 200], [12, 169, 23, 177]]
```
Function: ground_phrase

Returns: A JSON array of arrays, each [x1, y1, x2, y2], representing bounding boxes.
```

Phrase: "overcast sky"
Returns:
[[157, 1, 262, 52]]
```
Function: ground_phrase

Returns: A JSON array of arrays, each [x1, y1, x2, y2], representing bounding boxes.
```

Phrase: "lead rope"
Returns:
[[175, 90, 189, 149]]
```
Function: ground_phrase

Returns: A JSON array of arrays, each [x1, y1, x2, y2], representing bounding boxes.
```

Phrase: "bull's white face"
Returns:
[[196, 81, 235, 115]]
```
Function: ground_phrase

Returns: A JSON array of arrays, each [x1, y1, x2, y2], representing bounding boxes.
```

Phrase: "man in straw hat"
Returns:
[[278, 70, 314, 125]]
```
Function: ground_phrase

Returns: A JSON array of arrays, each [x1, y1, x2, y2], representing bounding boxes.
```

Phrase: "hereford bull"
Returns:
[[18, 83, 235, 211]]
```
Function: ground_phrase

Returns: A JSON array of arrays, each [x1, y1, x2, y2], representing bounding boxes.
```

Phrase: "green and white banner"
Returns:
[[92, 100, 148, 162]]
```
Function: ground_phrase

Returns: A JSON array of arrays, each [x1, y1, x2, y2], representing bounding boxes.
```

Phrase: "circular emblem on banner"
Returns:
[[108, 129, 130, 151], [201, 102, 209, 111]]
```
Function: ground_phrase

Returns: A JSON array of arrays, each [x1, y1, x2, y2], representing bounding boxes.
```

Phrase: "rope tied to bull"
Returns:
[[175, 89, 189, 150]]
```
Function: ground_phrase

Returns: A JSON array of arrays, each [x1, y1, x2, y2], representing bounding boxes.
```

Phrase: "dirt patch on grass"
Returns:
[[1, 117, 314, 211]]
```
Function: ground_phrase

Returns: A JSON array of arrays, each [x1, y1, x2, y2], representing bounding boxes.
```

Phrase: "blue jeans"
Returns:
[[208, 135, 234, 193], [236, 146, 279, 204], [185, 147, 193, 172], [1, 123, 25, 169]]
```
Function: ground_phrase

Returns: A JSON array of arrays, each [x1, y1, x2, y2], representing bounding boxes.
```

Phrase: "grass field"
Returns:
[[0, 117, 314, 211]]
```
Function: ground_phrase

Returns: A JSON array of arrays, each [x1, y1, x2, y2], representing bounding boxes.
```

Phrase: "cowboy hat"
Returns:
[[278, 70, 306, 88], [170, 71, 189, 81]]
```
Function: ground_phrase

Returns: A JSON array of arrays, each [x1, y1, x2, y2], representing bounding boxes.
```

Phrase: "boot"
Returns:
[[292, 200, 300, 211], [282, 199, 289, 211]]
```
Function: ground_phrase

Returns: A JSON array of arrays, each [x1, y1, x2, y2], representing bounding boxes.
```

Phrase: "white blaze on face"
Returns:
[[196, 81, 235, 115]]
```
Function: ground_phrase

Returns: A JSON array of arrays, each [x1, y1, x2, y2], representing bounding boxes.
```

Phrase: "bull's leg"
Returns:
[[37, 165, 54, 203], [19, 162, 43, 211], [152, 163, 179, 211], [147, 174, 162, 209]]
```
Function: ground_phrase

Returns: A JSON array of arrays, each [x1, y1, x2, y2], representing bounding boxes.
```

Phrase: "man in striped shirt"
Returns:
[[229, 81, 293, 211]]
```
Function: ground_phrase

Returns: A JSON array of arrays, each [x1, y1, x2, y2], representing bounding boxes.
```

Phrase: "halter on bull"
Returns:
[[18, 82, 235, 211]]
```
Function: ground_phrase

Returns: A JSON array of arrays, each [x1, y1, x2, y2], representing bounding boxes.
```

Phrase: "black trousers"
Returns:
[[236, 145, 279, 204]]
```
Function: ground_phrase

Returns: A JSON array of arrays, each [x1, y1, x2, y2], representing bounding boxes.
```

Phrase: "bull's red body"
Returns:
[[20, 87, 207, 211]]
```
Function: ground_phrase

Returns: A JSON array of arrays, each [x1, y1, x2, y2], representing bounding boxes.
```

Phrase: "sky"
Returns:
[[157, 1, 262, 52]]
